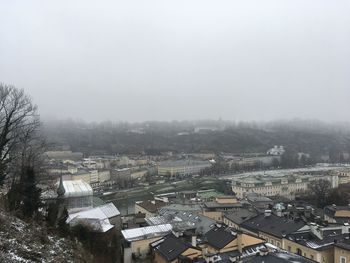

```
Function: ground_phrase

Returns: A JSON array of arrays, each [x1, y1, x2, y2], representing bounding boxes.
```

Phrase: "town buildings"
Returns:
[[201, 196, 244, 221], [66, 202, 121, 232], [122, 224, 173, 263], [324, 204, 350, 224], [232, 173, 339, 199], [135, 199, 168, 218], [334, 240, 350, 263], [240, 211, 307, 249], [151, 234, 202, 263], [223, 208, 259, 230], [284, 223, 350, 262], [157, 159, 211, 177], [111, 168, 131, 182], [267, 145, 285, 156], [146, 210, 216, 236], [149, 224, 267, 263]]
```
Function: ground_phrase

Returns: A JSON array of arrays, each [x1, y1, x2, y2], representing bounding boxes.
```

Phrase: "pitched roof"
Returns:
[[66, 203, 120, 232], [244, 251, 317, 263], [67, 203, 120, 223], [61, 180, 93, 197], [241, 214, 306, 238], [205, 225, 237, 249], [146, 210, 216, 235], [224, 208, 258, 225], [204, 202, 243, 209], [151, 234, 196, 262], [324, 205, 350, 223], [99, 203, 120, 218], [287, 230, 350, 251], [121, 224, 172, 242], [335, 239, 350, 251], [136, 200, 167, 213]]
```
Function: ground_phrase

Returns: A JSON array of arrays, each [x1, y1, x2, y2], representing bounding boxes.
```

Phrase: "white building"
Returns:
[[59, 180, 93, 213], [267, 146, 285, 156], [232, 174, 338, 199], [158, 159, 211, 177], [122, 224, 172, 263], [67, 203, 121, 232]]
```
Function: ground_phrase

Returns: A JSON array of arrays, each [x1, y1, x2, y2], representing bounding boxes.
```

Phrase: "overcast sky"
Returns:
[[0, 1, 349, 122]]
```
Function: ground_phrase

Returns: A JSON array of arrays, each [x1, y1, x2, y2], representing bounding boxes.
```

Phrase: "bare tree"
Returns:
[[0, 84, 40, 185], [308, 179, 332, 207]]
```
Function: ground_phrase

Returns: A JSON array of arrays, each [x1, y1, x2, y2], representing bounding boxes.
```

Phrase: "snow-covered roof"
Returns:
[[99, 203, 120, 218], [62, 180, 93, 197], [122, 224, 172, 242], [69, 218, 114, 233], [67, 203, 120, 223], [66, 203, 120, 233]]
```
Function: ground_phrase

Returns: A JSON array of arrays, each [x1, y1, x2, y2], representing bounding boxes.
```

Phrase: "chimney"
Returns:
[[342, 223, 350, 234], [191, 235, 197, 247], [229, 255, 242, 263], [216, 222, 222, 228], [264, 210, 272, 217], [259, 247, 269, 257], [172, 229, 182, 238]]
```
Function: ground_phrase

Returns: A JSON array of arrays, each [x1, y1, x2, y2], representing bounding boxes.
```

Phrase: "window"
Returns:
[[340, 256, 346, 263], [287, 246, 291, 252], [296, 248, 302, 256]]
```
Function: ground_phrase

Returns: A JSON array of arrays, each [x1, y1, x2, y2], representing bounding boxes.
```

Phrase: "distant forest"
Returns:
[[43, 119, 350, 161]]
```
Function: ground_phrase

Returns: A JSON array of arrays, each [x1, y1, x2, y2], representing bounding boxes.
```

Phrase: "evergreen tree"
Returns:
[[22, 166, 42, 218], [57, 207, 69, 235]]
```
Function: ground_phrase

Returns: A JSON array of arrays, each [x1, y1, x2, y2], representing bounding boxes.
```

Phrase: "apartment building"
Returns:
[[157, 159, 211, 177], [232, 174, 338, 199]]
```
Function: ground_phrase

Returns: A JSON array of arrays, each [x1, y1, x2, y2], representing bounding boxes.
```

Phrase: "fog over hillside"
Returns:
[[43, 118, 350, 157]]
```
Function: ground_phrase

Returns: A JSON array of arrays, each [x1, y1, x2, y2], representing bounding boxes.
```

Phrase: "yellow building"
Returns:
[[334, 242, 350, 263], [62, 169, 99, 184], [199, 224, 265, 255], [157, 159, 211, 177], [134, 199, 168, 218], [151, 225, 265, 263], [201, 196, 243, 221], [131, 170, 148, 179], [283, 223, 350, 263], [283, 235, 333, 262], [223, 208, 258, 230], [151, 235, 202, 263], [122, 224, 172, 263], [240, 212, 307, 249], [324, 205, 350, 224], [232, 174, 338, 199]]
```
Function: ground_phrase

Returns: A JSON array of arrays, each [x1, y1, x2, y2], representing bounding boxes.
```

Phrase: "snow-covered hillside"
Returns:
[[0, 210, 88, 263]]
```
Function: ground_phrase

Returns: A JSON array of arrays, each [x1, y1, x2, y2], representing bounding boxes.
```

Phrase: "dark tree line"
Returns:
[[43, 118, 350, 160], [297, 179, 350, 208]]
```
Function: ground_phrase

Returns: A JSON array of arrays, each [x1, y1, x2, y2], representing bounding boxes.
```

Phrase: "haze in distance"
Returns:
[[0, 0, 349, 122]]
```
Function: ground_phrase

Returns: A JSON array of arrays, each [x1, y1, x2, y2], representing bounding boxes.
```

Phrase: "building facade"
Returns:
[[232, 174, 338, 199], [157, 159, 211, 177]]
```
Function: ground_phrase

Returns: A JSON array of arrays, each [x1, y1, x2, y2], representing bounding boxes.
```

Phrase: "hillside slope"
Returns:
[[0, 210, 89, 263]]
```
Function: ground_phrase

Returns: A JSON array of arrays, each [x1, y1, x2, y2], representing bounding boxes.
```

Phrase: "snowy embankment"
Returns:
[[0, 210, 83, 263]]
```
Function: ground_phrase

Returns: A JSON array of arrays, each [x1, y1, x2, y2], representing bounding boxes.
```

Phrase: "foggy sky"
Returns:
[[0, 0, 349, 122]]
